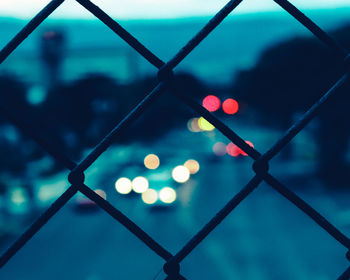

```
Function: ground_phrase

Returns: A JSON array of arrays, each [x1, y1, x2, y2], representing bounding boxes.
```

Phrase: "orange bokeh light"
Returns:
[[144, 154, 160, 169]]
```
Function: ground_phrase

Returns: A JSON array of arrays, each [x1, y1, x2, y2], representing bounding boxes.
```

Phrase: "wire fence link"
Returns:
[[0, 0, 350, 279]]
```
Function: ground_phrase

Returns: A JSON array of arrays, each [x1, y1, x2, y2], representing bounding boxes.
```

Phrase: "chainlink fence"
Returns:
[[0, 0, 350, 279]]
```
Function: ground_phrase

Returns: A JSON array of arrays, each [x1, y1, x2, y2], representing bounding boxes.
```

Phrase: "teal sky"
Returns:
[[0, 0, 349, 19]]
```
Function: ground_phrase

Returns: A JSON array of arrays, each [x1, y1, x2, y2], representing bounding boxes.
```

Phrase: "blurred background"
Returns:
[[0, 0, 350, 279]]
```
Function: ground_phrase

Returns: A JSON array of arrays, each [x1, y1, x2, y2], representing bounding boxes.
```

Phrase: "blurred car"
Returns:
[[114, 164, 145, 196], [141, 168, 177, 209], [73, 189, 106, 212]]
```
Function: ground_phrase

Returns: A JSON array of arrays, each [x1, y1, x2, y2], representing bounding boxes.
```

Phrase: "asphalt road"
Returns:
[[0, 136, 350, 279]]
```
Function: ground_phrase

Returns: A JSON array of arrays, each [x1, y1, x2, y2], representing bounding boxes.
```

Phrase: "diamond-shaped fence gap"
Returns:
[[80, 91, 212, 249], [0, 194, 165, 280], [123, 119, 258, 278]]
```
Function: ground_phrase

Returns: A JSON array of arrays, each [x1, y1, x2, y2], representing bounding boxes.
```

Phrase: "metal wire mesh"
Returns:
[[0, 0, 350, 279]]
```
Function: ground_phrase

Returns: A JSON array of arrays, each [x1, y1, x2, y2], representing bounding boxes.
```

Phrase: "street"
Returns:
[[0, 127, 349, 279]]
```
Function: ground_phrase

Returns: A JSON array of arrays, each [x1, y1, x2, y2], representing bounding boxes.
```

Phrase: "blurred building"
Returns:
[[0, 29, 139, 103]]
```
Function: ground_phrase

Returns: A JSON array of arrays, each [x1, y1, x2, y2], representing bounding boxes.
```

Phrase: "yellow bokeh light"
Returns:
[[184, 159, 200, 174], [172, 165, 190, 183], [198, 117, 215, 131], [144, 154, 160, 169], [159, 187, 176, 204], [132, 176, 149, 193], [115, 177, 132, 194], [141, 189, 158, 204]]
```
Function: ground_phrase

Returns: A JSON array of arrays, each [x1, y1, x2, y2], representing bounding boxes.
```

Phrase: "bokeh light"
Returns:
[[159, 187, 177, 204], [184, 159, 200, 174], [187, 117, 201, 132], [141, 189, 158, 204], [10, 188, 26, 204], [202, 95, 221, 112], [213, 142, 227, 156], [222, 98, 239, 115], [226, 142, 241, 157], [198, 117, 215, 131], [95, 189, 107, 200], [115, 177, 132, 194], [172, 165, 190, 183], [132, 176, 149, 193], [240, 141, 254, 156], [144, 154, 160, 169]]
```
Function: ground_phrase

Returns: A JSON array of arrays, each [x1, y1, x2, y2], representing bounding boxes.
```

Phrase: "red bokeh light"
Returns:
[[222, 98, 239, 115], [240, 141, 254, 156], [226, 143, 240, 157], [202, 95, 221, 112]]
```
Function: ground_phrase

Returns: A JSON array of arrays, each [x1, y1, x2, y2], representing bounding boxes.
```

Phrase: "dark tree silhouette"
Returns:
[[232, 24, 350, 185], [0, 75, 39, 211], [37, 72, 208, 160], [127, 72, 208, 142], [37, 74, 122, 161], [0, 75, 30, 175]]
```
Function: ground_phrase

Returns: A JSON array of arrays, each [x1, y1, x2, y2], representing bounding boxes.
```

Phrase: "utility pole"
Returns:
[[40, 30, 65, 90]]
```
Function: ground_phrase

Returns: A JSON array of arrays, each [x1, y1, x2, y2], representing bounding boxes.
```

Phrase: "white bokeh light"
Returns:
[[141, 189, 158, 204], [172, 165, 190, 183], [132, 176, 149, 193], [115, 177, 132, 194], [159, 187, 176, 204]]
